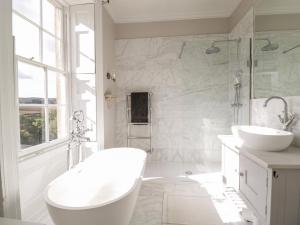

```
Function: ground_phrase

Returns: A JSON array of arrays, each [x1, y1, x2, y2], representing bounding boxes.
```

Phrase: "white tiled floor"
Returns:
[[130, 162, 250, 225]]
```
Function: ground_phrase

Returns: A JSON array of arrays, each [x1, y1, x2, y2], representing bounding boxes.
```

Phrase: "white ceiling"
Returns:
[[64, 0, 95, 5], [106, 0, 242, 23], [65, 0, 242, 23]]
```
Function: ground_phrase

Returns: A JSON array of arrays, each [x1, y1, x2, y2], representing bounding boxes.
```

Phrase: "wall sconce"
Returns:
[[107, 72, 116, 82]]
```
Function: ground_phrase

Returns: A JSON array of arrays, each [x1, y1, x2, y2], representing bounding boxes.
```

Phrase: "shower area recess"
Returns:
[[114, 35, 250, 163]]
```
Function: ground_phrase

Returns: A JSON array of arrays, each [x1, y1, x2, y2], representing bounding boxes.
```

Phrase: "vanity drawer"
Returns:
[[239, 155, 268, 217]]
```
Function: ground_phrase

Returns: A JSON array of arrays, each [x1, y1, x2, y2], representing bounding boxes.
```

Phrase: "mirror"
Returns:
[[253, 0, 300, 98]]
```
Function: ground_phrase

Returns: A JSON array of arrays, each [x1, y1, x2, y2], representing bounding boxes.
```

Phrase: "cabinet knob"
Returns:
[[239, 172, 244, 177]]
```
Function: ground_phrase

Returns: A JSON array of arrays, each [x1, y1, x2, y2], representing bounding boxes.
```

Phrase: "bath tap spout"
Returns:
[[80, 136, 91, 142]]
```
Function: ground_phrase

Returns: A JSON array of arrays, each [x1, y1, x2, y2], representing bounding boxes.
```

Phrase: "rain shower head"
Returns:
[[205, 46, 220, 54], [205, 38, 241, 55], [261, 42, 279, 51], [257, 38, 279, 51]]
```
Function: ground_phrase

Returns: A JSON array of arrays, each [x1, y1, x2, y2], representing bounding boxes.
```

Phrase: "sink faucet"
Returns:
[[263, 96, 296, 131]]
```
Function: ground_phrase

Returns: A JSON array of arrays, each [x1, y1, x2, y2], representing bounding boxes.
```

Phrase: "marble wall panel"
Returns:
[[114, 35, 232, 163]]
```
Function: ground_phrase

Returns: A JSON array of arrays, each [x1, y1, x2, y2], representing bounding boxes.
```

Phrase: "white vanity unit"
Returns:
[[219, 135, 300, 225]]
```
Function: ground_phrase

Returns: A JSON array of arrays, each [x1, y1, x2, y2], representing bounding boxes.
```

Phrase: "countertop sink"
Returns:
[[232, 125, 294, 152]]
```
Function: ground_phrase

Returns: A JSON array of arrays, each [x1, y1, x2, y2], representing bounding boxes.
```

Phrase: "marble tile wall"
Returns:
[[254, 31, 300, 98], [18, 146, 68, 224], [251, 96, 300, 147], [114, 35, 233, 163], [251, 18, 300, 147]]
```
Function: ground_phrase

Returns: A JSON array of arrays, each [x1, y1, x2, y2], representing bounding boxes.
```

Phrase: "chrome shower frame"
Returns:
[[178, 42, 186, 59], [283, 44, 300, 54]]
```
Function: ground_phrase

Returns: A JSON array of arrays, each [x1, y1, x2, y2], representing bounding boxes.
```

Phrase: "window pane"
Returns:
[[13, 0, 40, 25], [56, 9, 63, 39], [48, 71, 67, 105], [56, 40, 64, 69], [49, 106, 67, 141], [43, 33, 62, 68], [42, 0, 55, 34], [20, 106, 46, 149], [43, 32, 55, 67], [75, 29, 95, 73], [49, 107, 57, 141], [18, 62, 45, 104], [13, 13, 40, 61]]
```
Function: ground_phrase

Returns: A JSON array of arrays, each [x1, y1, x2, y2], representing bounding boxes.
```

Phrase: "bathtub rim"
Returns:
[[44, 147, 147, 211]]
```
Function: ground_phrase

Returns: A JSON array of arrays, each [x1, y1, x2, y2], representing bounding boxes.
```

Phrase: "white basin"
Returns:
[[232, 125, 294, 152]]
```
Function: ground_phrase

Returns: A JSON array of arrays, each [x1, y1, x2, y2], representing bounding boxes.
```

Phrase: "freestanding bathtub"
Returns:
[[44, 148, 147, 225]]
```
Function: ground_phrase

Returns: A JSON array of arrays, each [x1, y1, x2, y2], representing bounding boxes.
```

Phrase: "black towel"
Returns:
[[131, 92, 149, 123]]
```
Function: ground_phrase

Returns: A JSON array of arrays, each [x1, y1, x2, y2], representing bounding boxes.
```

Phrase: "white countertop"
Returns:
[[0, 217, 43, 225], [218, 135, 300, 169]]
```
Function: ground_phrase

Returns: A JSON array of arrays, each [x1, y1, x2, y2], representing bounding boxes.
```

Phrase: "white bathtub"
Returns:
[[44, 148, 147, 225]]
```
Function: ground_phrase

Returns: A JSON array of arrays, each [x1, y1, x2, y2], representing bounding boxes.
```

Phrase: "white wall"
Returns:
[[18, 146, 68, 224], [102, 8, 116, 148], [94, 4, 117, 149], [0, 0, 21, 218], [70, 4, 101, 158], [70, 4, 97, 144]]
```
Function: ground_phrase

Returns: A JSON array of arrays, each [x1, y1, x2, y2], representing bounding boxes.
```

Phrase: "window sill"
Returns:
[[18, 137, 70, 162]]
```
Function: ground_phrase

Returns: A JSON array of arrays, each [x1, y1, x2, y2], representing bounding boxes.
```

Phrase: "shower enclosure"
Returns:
[[114, 34, 251, 164], [205, 38, 245, 125]]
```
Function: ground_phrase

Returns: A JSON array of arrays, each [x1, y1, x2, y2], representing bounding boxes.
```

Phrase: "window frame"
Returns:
[[13, 0, 70, 157]]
